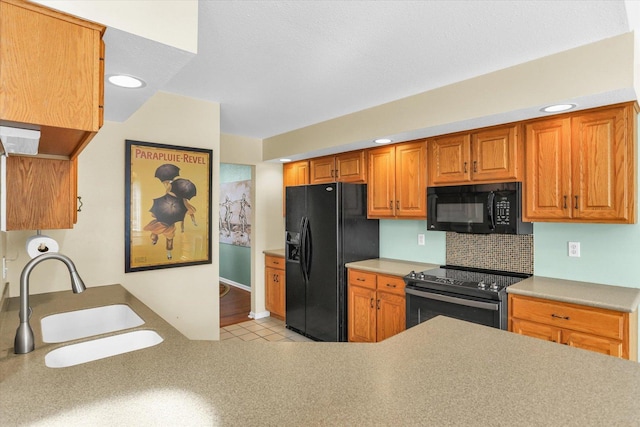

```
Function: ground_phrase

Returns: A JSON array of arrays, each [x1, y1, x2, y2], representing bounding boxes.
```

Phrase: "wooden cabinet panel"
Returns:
[[524, 118, 572, 220], [428, 124, 521, 186], [336, 150, 366, 183], [509, 294, 636, 360], [367, 140, 426, 219], [395, 142, 427, 218], [429, 134, 471, 185], [523, 103, 636, 224], [309, 156, 335, 184], [472, 125, 520, 182], [367, 146, 395, 217], [348, 269, 406, 342], [0, 0, 105, 158], [265, 255, 285, 320], [283, 160, 309, 215], [309, 151, 366, 184], [6, 156, 75, 230], [348, 284, 376, 343], [377, 291, 406, 342]]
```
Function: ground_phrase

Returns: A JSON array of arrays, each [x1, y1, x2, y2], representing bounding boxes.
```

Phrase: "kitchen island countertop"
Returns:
[[2, 284, 640, 425]]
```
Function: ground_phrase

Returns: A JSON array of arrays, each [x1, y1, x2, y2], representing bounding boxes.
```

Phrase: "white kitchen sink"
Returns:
[[41, 304, 145, 343], [45, 330, 163, 368]]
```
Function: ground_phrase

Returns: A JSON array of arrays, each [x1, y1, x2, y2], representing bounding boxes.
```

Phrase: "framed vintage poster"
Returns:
[[125, 140, 212, 272]]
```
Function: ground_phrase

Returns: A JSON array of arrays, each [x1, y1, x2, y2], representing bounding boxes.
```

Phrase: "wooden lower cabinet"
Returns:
[[348, 269, 406, 342], [509, 294, 637, 360], [265, 255, 285, 320]]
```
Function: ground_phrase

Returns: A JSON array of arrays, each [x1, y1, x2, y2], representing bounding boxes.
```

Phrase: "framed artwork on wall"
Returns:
[[125, 140, 213, 272]]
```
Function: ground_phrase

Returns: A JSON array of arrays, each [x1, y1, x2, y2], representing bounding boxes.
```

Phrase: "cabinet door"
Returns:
[[511, 318, 561, 342], [524, 118, 572, 221], [348, 285, 376, 342], [471, 125, 520, 182], [561, 330, 624, 358], [309, 156, 335, 184], [367, 145, 395, 218], [395, 141, 427, 218], [0, 0, 103, 137], [572, 106, 632, 222], [377, 291, 406, 342], [6, 156, 76, 230], [428, 134, 471, 185], [265, 266, 285, 319], [336, 151, 366, 183], [283, 160, 309, 215]]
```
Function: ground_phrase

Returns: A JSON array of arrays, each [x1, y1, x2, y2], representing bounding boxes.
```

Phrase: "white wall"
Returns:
[[220, 134, 285, 318], [6, 92, 220, 340]]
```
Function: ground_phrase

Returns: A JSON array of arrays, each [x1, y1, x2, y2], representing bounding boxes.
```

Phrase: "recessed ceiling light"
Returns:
[[374, 138, 393, 144], [540, 103, 576, 113], [279, 158, 292, 163], [107, 74, 146, 89]]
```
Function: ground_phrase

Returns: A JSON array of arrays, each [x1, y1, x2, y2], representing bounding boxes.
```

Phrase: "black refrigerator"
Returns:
[[285, 182, 379, 342]]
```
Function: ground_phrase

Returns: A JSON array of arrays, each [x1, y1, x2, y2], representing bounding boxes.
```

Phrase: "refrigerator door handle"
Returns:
[[303, 217, 312, 280], [299, 217, 308, 283]]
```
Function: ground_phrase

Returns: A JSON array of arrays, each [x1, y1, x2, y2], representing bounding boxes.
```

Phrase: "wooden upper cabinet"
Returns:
[[0, 0, 105, 159], [367, 140, 427, 219], [524, 103, 637, 223], [5, 156, 77, 230], [309, 150, 366, 184], [282, 160, 309, 215], [428, 124, 522, 186]]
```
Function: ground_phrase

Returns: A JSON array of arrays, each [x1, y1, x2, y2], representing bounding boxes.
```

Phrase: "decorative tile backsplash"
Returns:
[[446, 232, 533, 275]]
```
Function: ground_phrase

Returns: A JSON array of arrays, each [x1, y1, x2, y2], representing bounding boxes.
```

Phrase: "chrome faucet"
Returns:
[[14, 252, 86, 354]]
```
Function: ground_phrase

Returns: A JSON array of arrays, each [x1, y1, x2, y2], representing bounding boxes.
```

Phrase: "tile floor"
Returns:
[[220, 317, 314, 342]]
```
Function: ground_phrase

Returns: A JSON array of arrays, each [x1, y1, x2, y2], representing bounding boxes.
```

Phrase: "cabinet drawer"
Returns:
[[348, 269, 377, 290], [265, 255, 285, 270], [510, 296, 625, 340], [376, 274, 405, 295]]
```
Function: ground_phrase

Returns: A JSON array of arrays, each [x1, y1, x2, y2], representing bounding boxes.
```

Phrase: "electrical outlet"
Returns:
[[417, 234, 425, 246], [568, 241, 581, 257]]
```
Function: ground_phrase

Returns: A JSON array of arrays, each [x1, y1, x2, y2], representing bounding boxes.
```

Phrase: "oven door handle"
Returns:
[[405, 288, 500, 311]]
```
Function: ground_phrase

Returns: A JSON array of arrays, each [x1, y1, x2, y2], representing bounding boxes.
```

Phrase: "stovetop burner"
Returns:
[[404, 265, 530, 300]]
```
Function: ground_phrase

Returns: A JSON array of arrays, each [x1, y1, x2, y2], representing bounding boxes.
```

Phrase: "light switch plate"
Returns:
[[418, 234, 425, 246], [568, 241, 580, 257]]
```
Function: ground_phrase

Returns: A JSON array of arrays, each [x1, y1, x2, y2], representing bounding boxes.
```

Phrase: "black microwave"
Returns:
[[427, 182, 533, 235]]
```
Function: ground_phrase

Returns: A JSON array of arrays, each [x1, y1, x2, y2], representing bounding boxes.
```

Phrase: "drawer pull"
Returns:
[[386, 283, 397, 288], [357, 277, 366, 281], [551, 314, 570, 320]]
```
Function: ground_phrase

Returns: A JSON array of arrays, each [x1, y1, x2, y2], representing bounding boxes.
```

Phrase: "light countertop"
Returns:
[[508, 276, 640, 313], [1, 284, 640, 425], [345, 258, 439, 277], [263, 248, 285, 257]]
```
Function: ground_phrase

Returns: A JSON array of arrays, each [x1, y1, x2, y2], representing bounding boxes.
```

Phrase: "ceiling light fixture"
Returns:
[[374, 138, 393, 144], [279, 158, 292, 163], [540, 103, 576, 113], [107, 74, 146, 89]]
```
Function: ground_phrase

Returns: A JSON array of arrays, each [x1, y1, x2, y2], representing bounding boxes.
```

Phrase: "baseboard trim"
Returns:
[[250, 311, 270, 320], [220, 277, 251, 292]]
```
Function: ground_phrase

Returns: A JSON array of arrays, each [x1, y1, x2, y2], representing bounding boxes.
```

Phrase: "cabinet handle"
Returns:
[[551, 314, 570, 320], [356, 277, 365, 282], [386, 283, 397, 288], [574, 195, 579, 210], [563, 195, 567, 209], [463, 162, 467, 173], [473, 161, 477, 173], [77, 196, 83, 212], [376, 299, 380, 310], [396, 200, 399, 210], [389, 200, 393, 209], [370, 298, 374, 308]]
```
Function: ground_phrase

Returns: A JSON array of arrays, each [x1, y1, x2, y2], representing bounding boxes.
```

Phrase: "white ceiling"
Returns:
[[103, 0, 638, 140]]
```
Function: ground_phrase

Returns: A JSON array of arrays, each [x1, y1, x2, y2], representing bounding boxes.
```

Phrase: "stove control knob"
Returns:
[[418, 272, 425, 280], [490, 282, 500, 291], [408, 270, 416, 278], [478, 280, 487, 289]]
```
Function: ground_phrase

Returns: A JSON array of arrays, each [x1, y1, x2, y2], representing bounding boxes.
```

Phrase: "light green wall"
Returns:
[[379, 220, 446, 264], [220, 163, 252, 287]]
